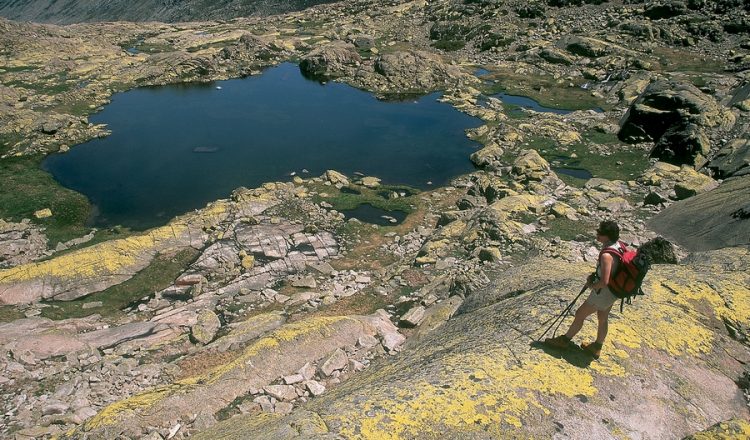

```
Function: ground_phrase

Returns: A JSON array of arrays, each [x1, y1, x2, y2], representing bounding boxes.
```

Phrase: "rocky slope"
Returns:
[[0, 0, 749, 439], [0, 0, 338, 24]]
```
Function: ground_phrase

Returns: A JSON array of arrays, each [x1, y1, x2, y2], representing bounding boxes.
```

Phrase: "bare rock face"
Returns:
[[649, 175, 750, 251], [65, 312, 401, 438], [709, 138, 750, 178], [299, 41, 362, 80], [192, 251, 750, 439]]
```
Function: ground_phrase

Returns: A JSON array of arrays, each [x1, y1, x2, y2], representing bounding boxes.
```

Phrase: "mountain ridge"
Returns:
[[0, 0, 338, 24]]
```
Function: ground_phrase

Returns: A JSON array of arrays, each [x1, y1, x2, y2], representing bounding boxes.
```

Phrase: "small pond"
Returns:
[[553, 167, 593, 180], [43, 63, 482, 229], [478, 92, 604, 115], [340, 203, 407, 226]]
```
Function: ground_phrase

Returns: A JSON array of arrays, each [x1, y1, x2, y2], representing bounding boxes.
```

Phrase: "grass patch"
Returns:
[[310, 182, 419, 213], [39, 248, 199, 320], [532, 133, 650, 183], [650, 47, 726, 74], [186, 41, 232, 53], [0, 155, 91, 245], [432, 40, 466, 51], [1, 65, 38, 73], [5, 72, 73, 95], [479, 66, 609, 111], [0, 132, 22, 156], [0, 306, 24, 323], [51, 98, 95, 117], [297, 287, 390, 322], [137, 42, 176, 54], [539, 217, 596, 241]]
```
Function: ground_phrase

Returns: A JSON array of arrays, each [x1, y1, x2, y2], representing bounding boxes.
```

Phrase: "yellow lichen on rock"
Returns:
[[335, 348, 598, 439], [488, 194, 545, 217], [84, 385, 177, 430], [606, 264, 750, 357], [79, 315, 361, 435], [0, 222, 188, 282]]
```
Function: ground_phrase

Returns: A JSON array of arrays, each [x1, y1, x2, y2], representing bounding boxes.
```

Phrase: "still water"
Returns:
[[43, 63, 481, 229]]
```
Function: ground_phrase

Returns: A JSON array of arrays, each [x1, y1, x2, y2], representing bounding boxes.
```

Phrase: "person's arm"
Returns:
[[589, 253, 614, 290]]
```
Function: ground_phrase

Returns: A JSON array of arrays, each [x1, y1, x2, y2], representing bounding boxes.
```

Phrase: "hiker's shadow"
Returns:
[[529, 341, 595, 368]]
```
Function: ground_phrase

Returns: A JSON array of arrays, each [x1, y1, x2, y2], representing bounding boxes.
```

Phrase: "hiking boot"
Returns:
[[581, 341, 603, 359], [543, 335, 573, 349]]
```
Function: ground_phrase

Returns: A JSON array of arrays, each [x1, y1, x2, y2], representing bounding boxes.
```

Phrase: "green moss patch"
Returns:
[[40, 248, 199, 320], [0, 155, 91, 245], [310, 182, 419, 213], [0, 306, 24, 323], [531, 132, 650, 185], [650, 47, 726, 74], [479, 67, 610, 111], [539, 217, 596, 241]]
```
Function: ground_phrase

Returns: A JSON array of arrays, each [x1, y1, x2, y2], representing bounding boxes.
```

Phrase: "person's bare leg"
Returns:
[[565, 302, 597, 340], [595, 307, 612, 344]]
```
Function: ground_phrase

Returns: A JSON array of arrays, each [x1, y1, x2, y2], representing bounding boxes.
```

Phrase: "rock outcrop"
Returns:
[[193, 250, 750, 439], [618, 80, 735, 167], [649, 175, 750, 251], [66, 312, 402, 438]]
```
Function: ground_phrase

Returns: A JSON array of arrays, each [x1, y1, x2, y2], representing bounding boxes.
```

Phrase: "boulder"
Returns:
[[39, 117, 64, 135], [478, 247, 502, 262], [561, 36, 611, 58], [360, 176, 381, 188], [325, 170, 349, 186], [512, 149, 551, 182], [539, 47, 573, 65], [319, 348, 348, 377], [651, 122, 710, 167], [643, 1, 688, 20], [644, 191, 668, 205], [299, 41, 361, 80], [399, 306, 426, 328], [640, 161, 681, 186], [470, 143, 505, 169], [304, 380, 326, 397], [598, 196, 632, 212], [264, 385, 298, 402], [33, 208, 52, 219], [373, 50, 461, 91], [618, 80, 733, 166], [191, 310, 221, 345], [673, 167, 719, 200]]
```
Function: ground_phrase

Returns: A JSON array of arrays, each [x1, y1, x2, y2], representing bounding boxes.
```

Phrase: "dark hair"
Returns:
[[597, 220, 620, 242]]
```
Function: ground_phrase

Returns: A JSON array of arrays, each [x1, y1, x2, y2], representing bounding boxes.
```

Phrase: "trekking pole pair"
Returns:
[[536, 283, 589, 342]]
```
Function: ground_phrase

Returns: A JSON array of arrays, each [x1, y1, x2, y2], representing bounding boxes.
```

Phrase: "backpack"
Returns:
[[600, 241, 651, 311]]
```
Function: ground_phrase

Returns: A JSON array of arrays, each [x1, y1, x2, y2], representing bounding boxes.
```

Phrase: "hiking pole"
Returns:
[[536, 284, 588, 342]]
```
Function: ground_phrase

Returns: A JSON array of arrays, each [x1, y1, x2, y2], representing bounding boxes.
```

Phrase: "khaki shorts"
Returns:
[[584, 287, 618, 311]]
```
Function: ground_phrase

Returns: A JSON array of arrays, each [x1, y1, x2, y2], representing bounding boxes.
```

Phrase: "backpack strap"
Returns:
[[599, 241, 625, 260]]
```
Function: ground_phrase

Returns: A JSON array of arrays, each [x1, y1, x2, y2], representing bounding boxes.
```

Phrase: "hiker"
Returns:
[[544, 220, 623, 359]]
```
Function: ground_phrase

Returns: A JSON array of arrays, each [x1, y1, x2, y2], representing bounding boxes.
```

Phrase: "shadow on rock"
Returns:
[[529, 341, 595, 369]]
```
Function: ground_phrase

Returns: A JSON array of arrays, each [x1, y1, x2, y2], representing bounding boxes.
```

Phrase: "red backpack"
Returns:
[[600, 241, 651, 310]]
